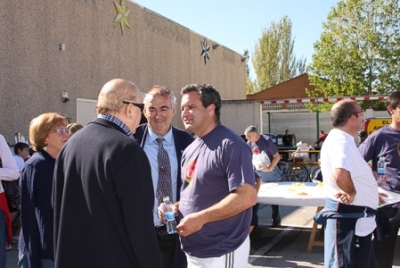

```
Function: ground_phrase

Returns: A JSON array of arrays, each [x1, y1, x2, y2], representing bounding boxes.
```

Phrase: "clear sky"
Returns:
[[131, 0, 339, 78]]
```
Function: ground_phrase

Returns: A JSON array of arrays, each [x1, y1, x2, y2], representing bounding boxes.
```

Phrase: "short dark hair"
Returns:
[[14, 142, 29, 155], [330, 101, 358, 127], [180, 84, 221, 122], [386, 92, 400, 115], [29, 147, 36, 156]]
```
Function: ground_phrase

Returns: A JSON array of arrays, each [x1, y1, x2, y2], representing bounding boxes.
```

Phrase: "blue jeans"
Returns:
[[257, 168, 281, 183], [0, 210, 6, 268], [256, 169, 281, 224]]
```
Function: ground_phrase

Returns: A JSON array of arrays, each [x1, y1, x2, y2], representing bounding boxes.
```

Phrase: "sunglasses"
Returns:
[[122, 101, 144, 112]]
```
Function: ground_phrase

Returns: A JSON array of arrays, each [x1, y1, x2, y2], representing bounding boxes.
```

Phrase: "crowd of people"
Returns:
[[0, 79, 399, 268], [0, 80, 257, 268]]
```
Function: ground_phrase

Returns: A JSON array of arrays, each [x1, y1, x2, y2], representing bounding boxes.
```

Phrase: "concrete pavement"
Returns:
[[6, 205, 400, 267], [250, 205, 400, 267]]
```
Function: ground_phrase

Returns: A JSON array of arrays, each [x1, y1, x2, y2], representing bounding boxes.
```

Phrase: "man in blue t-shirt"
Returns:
[[244, 125, 281, 227], [173, 84, 256, 268], [359, 91, 400, 268]]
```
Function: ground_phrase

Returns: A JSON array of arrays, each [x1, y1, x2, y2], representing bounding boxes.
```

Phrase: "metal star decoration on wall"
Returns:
[[113, 0, 131, 35], [200, 38, 210, 64]]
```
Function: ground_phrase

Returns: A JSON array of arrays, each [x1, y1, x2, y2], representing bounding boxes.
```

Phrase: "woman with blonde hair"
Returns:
[[18, 113, 69, 268]]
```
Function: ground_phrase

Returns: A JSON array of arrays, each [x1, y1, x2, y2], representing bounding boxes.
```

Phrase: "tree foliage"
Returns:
[[307, 0, 400, 104], [252, 16, 306, 92], [246, 76, 256, 95], [244, 50, 258, 94]]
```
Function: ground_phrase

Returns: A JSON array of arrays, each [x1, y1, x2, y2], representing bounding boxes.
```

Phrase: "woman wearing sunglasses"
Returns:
[[18, 113, 69, 268]]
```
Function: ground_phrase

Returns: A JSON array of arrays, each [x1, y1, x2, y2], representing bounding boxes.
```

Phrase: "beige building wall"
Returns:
[[221, 101, 261, 135], [0, 0, 246, 144]]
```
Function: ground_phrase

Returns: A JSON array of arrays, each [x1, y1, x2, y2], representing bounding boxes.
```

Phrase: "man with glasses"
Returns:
[[359, 92, 400, 268], [135, 85, 194, 268], [53, 79, 162, 268], [315, 99, 379, 267]]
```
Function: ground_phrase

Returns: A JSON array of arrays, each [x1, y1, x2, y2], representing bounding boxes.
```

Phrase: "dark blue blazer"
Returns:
[[135, 124, 194, 266], [135, 124, 194, 201]]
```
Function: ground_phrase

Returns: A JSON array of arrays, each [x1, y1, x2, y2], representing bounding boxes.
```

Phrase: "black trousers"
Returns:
[[373, 207, 400, 268], [155, 226, 187, 268]]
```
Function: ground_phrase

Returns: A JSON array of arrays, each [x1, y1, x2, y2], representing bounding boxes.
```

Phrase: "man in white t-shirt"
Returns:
[[293, 141, 313, 161], [317, 100, 379, 267]]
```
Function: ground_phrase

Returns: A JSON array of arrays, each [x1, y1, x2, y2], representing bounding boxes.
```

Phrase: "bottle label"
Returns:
[[165, 211, 175, 221], [377, 167, 385, 175]]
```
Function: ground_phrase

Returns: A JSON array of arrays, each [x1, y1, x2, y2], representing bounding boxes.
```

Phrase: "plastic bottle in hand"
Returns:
[[377, 156, 386, 186], [163, 196, 177, 234]]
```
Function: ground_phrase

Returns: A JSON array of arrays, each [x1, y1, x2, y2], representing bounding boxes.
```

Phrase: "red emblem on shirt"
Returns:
[[185, 158, 197, 185]]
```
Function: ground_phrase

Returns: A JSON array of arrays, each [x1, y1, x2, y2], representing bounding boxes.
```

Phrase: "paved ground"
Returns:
[[249, 205, 325, 268], [250, 205, 400, 268], [6, 205, 400, 267]]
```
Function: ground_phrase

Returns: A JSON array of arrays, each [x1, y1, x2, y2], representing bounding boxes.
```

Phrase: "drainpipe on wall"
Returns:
[[260, 101, 264, 133]]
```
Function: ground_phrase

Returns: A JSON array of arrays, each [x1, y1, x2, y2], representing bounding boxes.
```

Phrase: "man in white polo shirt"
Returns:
[[316, 99, 379, 268]]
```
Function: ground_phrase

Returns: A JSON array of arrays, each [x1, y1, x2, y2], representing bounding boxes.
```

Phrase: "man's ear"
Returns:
[[123, 103, 134, 119], [207, 104, 215, 113]]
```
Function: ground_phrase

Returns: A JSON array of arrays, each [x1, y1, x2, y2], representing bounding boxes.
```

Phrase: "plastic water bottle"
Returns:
[[163, 196, 177, 234], [377, 156, 386, 186]]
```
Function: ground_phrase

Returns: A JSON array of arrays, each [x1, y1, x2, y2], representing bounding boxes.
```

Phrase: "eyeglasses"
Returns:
[[349, 110, 364, 118], [122, 101, 144, 112], [51, 127, 71, 135]]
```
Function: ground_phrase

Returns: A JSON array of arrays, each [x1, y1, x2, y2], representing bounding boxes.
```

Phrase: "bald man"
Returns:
[[315, 100, 379, 268], [53, 79, 162, 268]]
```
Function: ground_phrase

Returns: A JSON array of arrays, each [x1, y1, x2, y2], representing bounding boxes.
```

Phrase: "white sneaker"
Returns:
[[6, 244, 12, 251]]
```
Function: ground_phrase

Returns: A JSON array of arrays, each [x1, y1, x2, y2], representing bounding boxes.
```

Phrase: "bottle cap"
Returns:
[[163, 196, 170, 202]]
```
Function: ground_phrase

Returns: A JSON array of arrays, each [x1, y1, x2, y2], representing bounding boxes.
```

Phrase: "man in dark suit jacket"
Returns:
[[53, 79, 162, 268], [135, 85, 194, 268]]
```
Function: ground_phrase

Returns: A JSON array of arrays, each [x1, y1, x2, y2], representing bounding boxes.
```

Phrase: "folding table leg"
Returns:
[[307, 206, 324, 253]]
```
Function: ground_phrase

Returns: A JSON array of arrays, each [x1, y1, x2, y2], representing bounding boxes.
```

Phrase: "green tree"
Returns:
[[307, 0, 400, 106], [252, 16, 306, 92], [244, 50, 258, 94], [246, 76, 256, 95]]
